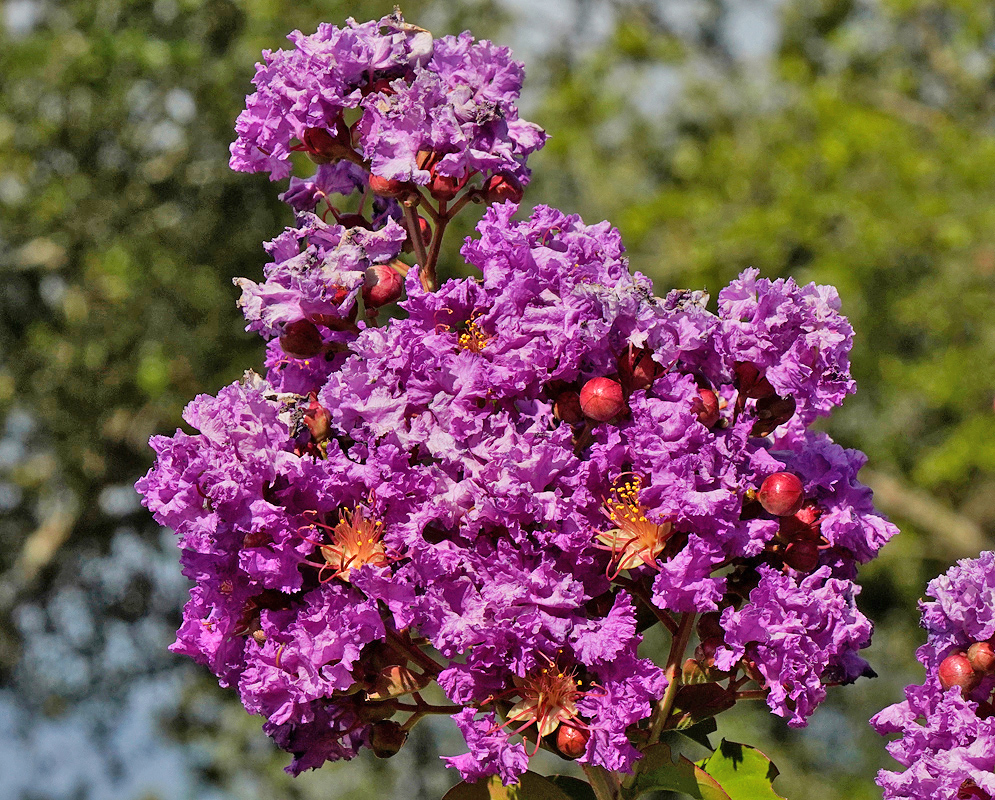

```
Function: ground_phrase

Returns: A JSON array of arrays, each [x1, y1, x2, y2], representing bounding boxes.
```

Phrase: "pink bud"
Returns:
[[481, 173, 523, 204], [938, 652, 981, 692], [279, 319, 323, 358], [579, 378, 626, 422], [555, 724, 588, 759], [363, 264, 404, 308], [968, 641, 995, 674], [758, 472, 805, 517]]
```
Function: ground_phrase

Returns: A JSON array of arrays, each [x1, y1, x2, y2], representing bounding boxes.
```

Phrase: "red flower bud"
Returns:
[[303, 395, 331, 443], [481, 173, 523, 204], [363, 264, 404, 308], [300, 126, 352, 163], [554, 390, 584, 425], [279, 319, 323, 358], [368, 174, 411, 198], [758, 472, 805, 517], [370, 720, 407, 758], [618, 347, 659, 391], [693, 387, 721, 428], [782, 539, 820, 572], [734, 361, 775, 399], [968, 641, 995, 674], [579, 377, 626, 422], [555, 724, 589, 759], [939, 652, 981, 692], [428, 167, 464, 201]]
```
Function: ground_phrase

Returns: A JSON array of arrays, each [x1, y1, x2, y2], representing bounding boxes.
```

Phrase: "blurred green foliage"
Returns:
[[3, 0, 995, 798]]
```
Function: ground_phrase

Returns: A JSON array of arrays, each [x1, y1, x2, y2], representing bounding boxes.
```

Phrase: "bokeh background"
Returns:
[[2, 0, 994, 797]]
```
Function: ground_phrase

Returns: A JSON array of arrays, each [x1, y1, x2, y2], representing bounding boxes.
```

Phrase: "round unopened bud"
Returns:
[[579, 378, 626, 422], [363, 264, 404, 308], [555, 724, 589, 759], [758, 472, 805, 517], [368, 174, 410, 198], [428, 168, 463, 201], [279, 319, 323, 358], [939, 652, 981, 693], [734, 361, 775, 399], [618, 347, 659, 391], [370, 720, 407, 758], [301, 126, 352, 163], [782, 539, 820, 573], [751, 394, 797, 437], [694, 388, 721, 428], [481, 173, 524, 204], [554, 390, 584, 425], [968, 641, 995, 674]]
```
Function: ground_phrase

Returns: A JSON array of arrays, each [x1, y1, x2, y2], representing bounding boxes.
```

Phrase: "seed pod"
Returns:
[[758, 472, 805, 517], [279, 319, 323, 358], [579, 378, 626, 422]]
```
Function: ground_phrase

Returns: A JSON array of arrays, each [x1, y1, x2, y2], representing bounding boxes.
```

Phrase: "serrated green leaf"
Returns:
[[548, 775, 598, 800], [625, 742, 730, 800], [443, 772, 575, 800], [696, 740, 785, 800]]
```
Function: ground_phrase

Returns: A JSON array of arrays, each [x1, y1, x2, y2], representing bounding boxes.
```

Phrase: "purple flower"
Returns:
[[716, 565, 874, 727], [873, 553, 995, 799], [230, 13, 433, 180]]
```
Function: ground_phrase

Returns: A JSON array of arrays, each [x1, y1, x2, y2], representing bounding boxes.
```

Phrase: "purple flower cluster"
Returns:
[[872, 552, 995, 800], [139, 13, 899, 785], [231, 11, 544, 196]]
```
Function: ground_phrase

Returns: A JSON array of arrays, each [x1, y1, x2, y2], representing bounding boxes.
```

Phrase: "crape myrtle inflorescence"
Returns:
[[138, 9, 899, 786]]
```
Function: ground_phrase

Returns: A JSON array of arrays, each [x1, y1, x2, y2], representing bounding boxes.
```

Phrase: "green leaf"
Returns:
[[547, 775, 598, 800], [625, 743, 731, 800], [443, 772, 575, 800], [696, 740, 785, 800]]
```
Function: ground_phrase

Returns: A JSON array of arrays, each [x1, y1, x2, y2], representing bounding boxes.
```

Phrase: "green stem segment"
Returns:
[[582, 764, 623, 800]]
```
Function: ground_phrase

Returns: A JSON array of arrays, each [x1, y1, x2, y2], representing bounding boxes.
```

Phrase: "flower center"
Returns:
[[317, 506, 389, 582], [596, 476, 672, 572], [507, 665, 585, 739], [457, 318, 489, 353]]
